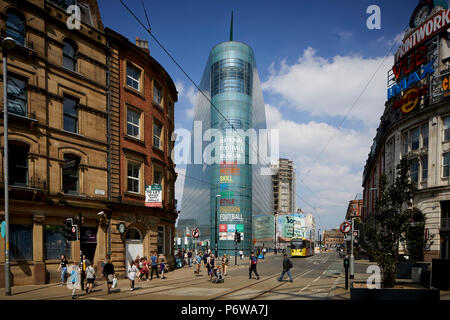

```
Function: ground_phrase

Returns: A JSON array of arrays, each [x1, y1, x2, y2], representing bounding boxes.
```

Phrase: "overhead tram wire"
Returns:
[[300, 29, 407, 184], [120, 0, 327, 229]]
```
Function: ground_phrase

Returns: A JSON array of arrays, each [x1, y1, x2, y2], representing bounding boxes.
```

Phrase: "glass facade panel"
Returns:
[[44, 225, 72, 260], [10, 224, 33, 261]]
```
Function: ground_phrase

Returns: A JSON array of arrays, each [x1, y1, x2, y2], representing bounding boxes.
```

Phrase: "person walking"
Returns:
[[239, 250, 243, 260], [249, 251, 260, 280], [102, 255, 115, 294], [160, 260, 167, 279], [194, 251, 202, 275], [67, 261, 81, 299], [79, 254, 90, 291], [150, 252, 159, 280], [127, 260, 139, 291], [221, 254, 229, 276], [57, 254, 68, 286], [85, 262, 95, 294], [207, 254, 215, 281], [140, 257, 149, 281], [188, 250, 192, 267], [278, 253, 293, 282]]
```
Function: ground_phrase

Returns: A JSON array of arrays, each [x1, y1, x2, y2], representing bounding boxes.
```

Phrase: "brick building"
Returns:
[[323, 229, 344, 248], [0, 0, 109, 286], [105, 29, 178, 274], [345, 194, 363, 220]]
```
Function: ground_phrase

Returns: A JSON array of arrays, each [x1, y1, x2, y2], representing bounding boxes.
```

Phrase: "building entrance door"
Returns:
[[125, 228, 143, 269]]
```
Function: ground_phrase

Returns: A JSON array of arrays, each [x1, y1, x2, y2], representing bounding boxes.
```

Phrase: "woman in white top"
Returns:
[[127, 261, 139, 291], [85, 263, 96, 294]]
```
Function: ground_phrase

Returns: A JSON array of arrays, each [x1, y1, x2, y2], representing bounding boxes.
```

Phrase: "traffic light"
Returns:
[[63, 218, 78, 241], [235, 232, 241, 243]]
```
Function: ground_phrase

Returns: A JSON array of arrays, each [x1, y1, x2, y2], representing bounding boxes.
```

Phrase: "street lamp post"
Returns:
[[3, 37, 16, 297], [215, 195, 220, 257]]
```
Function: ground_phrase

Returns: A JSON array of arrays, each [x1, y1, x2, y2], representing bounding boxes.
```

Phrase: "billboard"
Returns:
[[276, 213, 314, 243]]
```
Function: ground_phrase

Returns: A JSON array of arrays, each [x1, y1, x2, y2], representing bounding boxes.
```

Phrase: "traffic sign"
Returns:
[[192, 228, 200, 239], [340, 222, 352, 234], [353, 230, 359, 238]]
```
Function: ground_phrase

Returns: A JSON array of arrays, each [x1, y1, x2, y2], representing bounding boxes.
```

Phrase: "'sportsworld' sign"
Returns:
[[395, 8, 450, 62]]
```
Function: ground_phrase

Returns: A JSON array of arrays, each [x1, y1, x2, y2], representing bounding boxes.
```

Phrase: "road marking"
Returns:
[[299, 284, 311, 292], [313, 276, 321, 283]]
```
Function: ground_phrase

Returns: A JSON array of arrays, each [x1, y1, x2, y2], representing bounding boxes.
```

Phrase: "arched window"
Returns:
[[6, 10, 25, 46], [62, 154, 80, 194], [126, 228, 142, 240], [63, 39, 77, 71]]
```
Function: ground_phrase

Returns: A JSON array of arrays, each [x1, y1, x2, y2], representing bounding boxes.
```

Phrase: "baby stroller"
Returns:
[[211, 266, 224, 283]]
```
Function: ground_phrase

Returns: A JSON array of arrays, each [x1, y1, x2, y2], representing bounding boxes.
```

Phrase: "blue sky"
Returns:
[[98, 0, 432, 230]]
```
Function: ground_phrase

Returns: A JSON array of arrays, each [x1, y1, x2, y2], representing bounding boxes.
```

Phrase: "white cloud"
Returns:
[[262, 47, 393, 126], [175, 80, 197, 119], [264, 103, 372, 226]]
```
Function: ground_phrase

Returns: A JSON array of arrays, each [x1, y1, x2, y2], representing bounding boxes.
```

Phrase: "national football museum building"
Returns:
[[177, 29, 274, 256]]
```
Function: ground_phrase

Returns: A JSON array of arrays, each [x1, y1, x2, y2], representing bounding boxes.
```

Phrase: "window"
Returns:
[[49, 0, 76, 9], [422, 123, 429, 149], [402, 132, 408, 155], [7, 75, 27, 116], [9, 144, 29, 186], [153, 82, 163, 106], [127, 162, 140, 193], [10, 225, 33, 261], [153, 120, 163, 149], [158, 226, 165, 255], [126, 108, 140, 138], [63, 96, 78, 133], [63, 155, 80, 194], [126, 64, 141, 91], [422, 157, 428, 182], [6, 11, 25, 46], [444, 116, 450, 141], [153, 166, 163, 185], [411, 159, 419, 183], [44, 225, 72, 260], [211, 58, 252, 97], [444, 152, 450, 178], [63, 40, 77, 72], [411, 127, 420, 151]]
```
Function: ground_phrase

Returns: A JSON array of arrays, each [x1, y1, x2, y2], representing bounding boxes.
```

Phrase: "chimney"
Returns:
[[135, 36, 150, 54]]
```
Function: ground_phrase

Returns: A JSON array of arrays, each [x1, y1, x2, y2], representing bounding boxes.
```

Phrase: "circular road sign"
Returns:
[[340, 222, 352, 234], [192, 228, 200, 239]]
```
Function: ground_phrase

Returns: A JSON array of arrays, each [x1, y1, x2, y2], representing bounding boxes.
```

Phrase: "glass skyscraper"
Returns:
[[178, 37, 273, 257]]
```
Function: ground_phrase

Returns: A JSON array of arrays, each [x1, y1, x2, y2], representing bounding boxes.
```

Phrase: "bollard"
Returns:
[[344, 255, 350, 290]]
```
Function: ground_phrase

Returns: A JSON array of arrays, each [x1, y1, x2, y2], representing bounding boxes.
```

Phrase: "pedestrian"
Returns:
[[57, 254, 68, 286], [102, 255, 115, 294], [79, 254, 90, 291], [278, 254, 293, 282], [188, 250, 192, 267], [67, 261, 81, 299], [127, 260, 139, 291], [208, 254, 215, 281], [249, 251, 260, 280], [160, 261, 167, 279], [194, 251, 202, 275], [239, 250, 243, 260], [150, 252, 159, 280], [85, 262, 96, 294], [221, 254, 229, 276], [184, 250, 188, 267], [140, 256, 149, 281]]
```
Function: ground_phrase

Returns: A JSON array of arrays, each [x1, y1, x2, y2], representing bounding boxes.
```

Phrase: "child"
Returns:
[[160, 261, 167, 279], [67, 261, 81, 299], [127, 260, 139, 291]]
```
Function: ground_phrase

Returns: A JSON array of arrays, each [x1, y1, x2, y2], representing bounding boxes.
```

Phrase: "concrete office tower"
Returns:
[[178, 20, 273, 256], [272, 159, 296, 214]]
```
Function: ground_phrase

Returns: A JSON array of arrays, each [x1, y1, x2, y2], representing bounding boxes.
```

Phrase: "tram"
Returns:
[[290, 237, 314, 257]]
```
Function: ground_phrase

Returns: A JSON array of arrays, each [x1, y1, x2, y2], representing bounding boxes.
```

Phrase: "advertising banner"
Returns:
[[219, 232, 228, 240], [145, 185, 162, 207], [236, 224, 244, 232], [227, 224, 236, 233], [219, 224, 227, 232]]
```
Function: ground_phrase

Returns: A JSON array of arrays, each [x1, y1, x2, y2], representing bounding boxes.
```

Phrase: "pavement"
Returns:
[[0, 254, 267, 300]]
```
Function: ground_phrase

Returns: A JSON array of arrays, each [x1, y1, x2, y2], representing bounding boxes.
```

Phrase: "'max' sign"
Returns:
[[387, 59, 435, 100]]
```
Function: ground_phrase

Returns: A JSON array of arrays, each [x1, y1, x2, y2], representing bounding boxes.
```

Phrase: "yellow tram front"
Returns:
[[290, 237, 314, 257]]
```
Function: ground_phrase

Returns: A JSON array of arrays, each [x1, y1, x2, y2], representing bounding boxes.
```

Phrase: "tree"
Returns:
[[360, 158, 417, 288]]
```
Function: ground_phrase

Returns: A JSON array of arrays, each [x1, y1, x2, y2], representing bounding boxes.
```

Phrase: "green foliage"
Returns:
[[360, 158, 419, 288]]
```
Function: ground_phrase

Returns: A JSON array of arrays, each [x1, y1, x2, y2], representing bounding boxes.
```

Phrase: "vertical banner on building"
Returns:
[[145, 185, 162, 207]]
